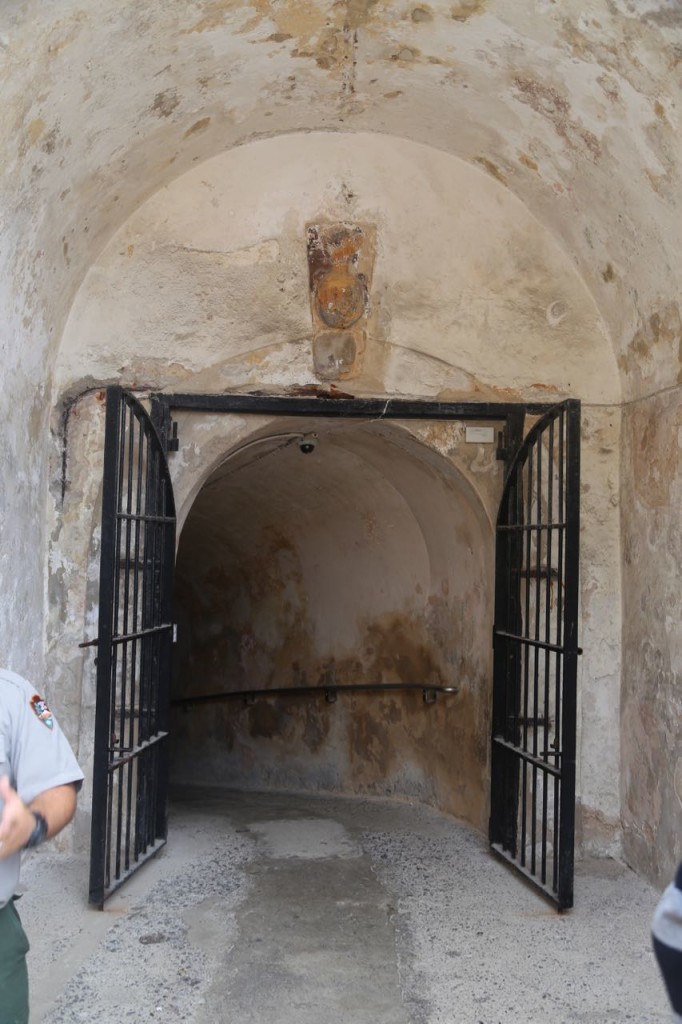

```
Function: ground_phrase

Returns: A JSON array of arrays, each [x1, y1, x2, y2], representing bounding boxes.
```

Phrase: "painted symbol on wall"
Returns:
[[306, 222, 376, 381], [315, 263, 366, 329]]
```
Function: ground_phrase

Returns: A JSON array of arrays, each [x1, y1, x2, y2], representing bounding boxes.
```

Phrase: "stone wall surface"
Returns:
[[622, 387, 682, 886], [572, 406, 623, 852], [44, 393, 107, 849]]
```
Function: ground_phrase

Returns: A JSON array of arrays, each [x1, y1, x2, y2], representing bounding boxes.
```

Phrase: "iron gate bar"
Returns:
[[494, 631, 582, 655], [559, 403, 580, 902], [80, 622, 174, 653], [108, 732, 169, 771], [498, 523, 567, 531], [152, 392, 558, 421], [90, 391, 122, 907], [493, 737, 562, 776], [110, 624, 173, 645], [514, 567, 559, 580], [541, 416, 555, 883], [117, 512, 176, 523], [121, 403, 142, 885]]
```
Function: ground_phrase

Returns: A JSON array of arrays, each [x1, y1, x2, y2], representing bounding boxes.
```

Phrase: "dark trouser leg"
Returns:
[[0, 899, 30, 1024], [653, 934, 682, 1019]]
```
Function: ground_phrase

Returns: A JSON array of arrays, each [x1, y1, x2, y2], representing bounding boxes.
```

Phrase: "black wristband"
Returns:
[[24, 811, 48, 850]]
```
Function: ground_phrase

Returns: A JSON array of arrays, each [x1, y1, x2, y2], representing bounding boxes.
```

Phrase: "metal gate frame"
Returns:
[[489, 400, 580, 909], [89, 388, 176, 907], [87, 389, 580, 907]]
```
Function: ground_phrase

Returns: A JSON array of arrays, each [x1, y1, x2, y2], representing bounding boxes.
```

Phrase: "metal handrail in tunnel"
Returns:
[[172, 682, 459, 708]]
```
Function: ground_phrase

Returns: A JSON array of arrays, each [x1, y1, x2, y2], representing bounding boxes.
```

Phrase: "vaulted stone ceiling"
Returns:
[[2, 0, 680, 400]]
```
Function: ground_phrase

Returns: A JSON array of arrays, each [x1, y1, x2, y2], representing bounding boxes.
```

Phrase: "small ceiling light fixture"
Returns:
[[298, 434, 318, 454]]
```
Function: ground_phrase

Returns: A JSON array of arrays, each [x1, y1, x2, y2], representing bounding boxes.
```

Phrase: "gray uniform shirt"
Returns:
[[0, 668, 84, 907]]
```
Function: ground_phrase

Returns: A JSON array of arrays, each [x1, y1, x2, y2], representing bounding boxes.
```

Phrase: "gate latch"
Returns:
[[167, 419, 179, 453]]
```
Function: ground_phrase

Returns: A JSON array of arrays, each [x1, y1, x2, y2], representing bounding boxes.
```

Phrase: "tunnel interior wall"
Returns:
[[621, 390, 682, 885], [169, 419, 495, 830]]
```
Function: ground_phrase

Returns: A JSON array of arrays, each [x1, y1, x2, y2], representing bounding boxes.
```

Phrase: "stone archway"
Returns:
[[49, 129, 624, 871]]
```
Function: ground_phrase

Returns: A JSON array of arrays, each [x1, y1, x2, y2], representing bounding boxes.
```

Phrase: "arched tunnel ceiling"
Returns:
[[2, 0, 681, 400], [175, 419, 491, 665], [183, 419, 489, 561]]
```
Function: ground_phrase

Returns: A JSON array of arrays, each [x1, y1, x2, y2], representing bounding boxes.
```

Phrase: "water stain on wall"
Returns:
[[151, 89, 180, 118], [512, 74, 601, 160], [183, 117, 211, 138], [630, 406, 682, 507], [170, 587, 490, 827], [474, 156, 507, 185], [360, 615, 448, 687], [619, 301, 682, 387], [451, 0, 487, 21], [179, 0, 239, 35]]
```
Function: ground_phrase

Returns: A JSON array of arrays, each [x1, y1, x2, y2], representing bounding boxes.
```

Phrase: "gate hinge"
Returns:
[[166, 419, 179, 453]]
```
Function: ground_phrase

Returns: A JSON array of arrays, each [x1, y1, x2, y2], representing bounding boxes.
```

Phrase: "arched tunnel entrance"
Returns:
[[169, 417, 494, 831], [88, 390, 579, 908]]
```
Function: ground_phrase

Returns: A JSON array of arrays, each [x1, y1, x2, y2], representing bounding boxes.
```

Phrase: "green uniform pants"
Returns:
[[0, 898, 29, 1024]]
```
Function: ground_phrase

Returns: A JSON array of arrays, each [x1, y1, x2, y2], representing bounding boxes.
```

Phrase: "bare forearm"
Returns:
[[0, 777, 78, 857], [28, 784, 78, 839]]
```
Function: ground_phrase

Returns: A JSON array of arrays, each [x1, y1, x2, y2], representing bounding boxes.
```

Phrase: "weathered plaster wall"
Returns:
[[56, 134, 617, 404], [44, 391, 108, 850], [618, 273, 682, 886], [621, 390, 682, 886], [576, 405, 624, 855]]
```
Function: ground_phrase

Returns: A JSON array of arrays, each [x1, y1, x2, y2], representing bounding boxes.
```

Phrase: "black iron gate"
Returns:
[[85, 389, 579, 906], [490, 400, 580, 909], [89, 388, 176, 907]]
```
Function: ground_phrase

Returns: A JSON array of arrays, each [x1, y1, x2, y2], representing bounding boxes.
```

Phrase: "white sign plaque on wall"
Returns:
[[465, 426, 495, 444]]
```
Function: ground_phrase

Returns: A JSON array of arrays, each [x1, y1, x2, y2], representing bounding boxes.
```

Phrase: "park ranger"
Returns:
[[0, 667, 83, 1024]]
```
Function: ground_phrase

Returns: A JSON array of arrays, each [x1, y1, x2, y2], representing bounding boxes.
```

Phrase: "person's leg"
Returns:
[[0, 899, 30, 1024], [653, 934, 682, 1021], [653, 865, 682, 1022]]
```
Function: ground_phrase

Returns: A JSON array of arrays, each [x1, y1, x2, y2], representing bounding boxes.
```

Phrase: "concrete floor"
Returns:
[[18, 789, 671, 1023]]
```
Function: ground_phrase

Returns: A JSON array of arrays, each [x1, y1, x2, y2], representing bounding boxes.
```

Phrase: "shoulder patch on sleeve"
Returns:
[[30, 694, 54, 730]]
